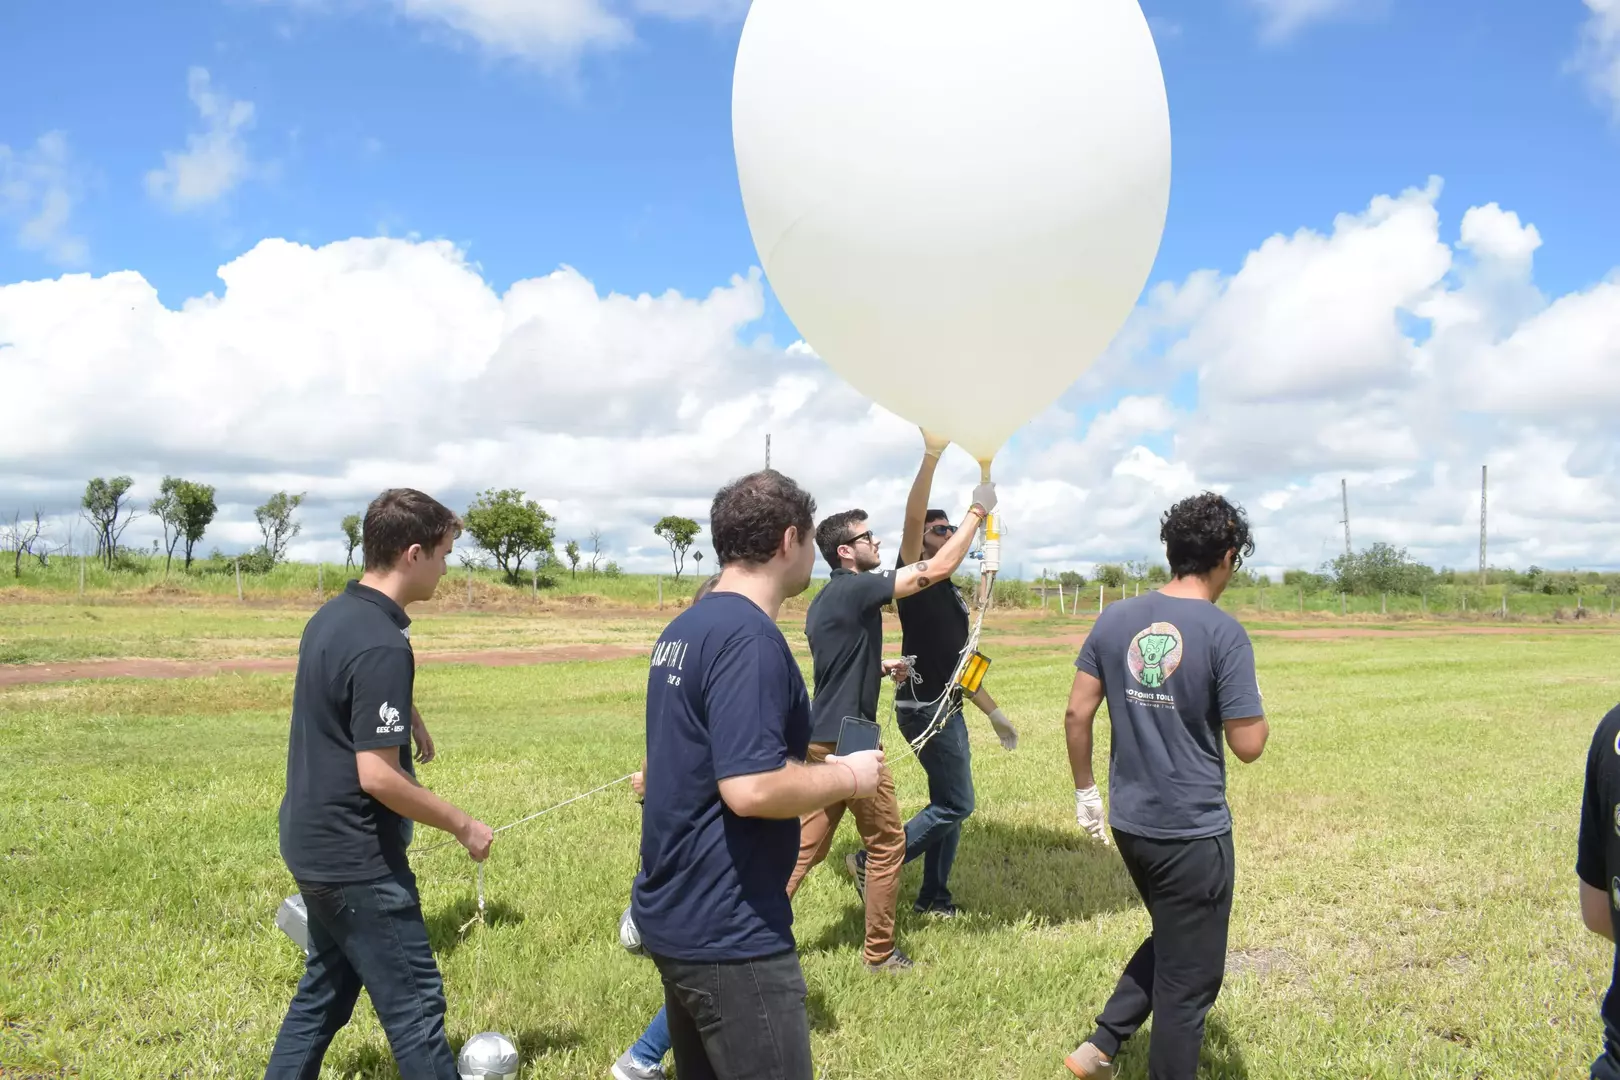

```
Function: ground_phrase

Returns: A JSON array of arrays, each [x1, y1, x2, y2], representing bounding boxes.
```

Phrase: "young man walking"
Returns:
[[888, 430, 1019, 918], [265, 488, 494, 1080], [1575, 701, 1620, 1079], [632, 471, 886, 1080], [1061, 492, 1269, 1080], [786, 479, 995, 971]]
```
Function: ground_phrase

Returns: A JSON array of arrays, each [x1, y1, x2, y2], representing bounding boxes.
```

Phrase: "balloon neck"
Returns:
[[978, 460, 993, 483]]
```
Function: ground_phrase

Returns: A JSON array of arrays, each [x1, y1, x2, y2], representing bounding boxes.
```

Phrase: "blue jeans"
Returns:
[[1595, 1043, 1620, 1080], [264, 868, 457, 1080], [895, 700, 975, 909], [629, 1005, 670, 1067]]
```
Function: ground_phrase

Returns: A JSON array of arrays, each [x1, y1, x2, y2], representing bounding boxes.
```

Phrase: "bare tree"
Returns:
[[587, 528, 605, 574], [3, 510, 47, 578]]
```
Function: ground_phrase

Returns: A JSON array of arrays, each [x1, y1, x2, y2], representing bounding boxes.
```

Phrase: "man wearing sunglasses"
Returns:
[[886, 430, 1020, 920], [786, 477, 995, 972]]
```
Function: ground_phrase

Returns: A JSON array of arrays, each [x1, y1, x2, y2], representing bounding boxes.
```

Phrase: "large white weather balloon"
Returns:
[[733, 0, 1171, 469]]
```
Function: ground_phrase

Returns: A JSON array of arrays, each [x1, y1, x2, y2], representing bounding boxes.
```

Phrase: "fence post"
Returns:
[[235, 558, 244, 601], [1098, 584, 1104, 613], [1502, 592, 1508, 618], [1042, 571, 1048, 613], [1381, 593, 1386, 615], [532, 566, 538, 596], [467, 564, 473, 607], [1056, 582, 1064, 616], [1340, 593, 1346, 617], [1421, 591, 1427, 616]]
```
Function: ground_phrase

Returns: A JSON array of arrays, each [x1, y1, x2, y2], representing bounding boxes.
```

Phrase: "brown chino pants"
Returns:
[[785, 741, 905, 966]]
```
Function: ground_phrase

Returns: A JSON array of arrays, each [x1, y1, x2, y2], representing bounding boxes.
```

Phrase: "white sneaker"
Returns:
[[611, 1050, 667, 1080]]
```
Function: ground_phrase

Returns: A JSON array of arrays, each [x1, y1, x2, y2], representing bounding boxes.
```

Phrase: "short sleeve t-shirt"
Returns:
[[1576, 704, 1620, 1051], [804, 567, 898, 743], [632, 592, 812, 962], [279, 581, 417, 883], [1076, 593, 1262, 840], [893, 553, 969, 704]]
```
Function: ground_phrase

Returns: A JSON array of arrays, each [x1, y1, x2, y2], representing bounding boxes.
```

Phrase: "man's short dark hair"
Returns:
[[816, 510, 868, 569], [1159, 493, 1255, 580], [924, 508, 949, 524], [710, 470, 816, 568], [363, 488, 462, 572]]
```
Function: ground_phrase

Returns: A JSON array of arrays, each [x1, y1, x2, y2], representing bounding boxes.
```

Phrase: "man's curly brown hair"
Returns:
[[1160, 492, 1256, 579]]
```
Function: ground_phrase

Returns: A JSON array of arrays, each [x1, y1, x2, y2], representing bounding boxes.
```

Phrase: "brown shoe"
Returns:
[[1063, 1043, 1114, 1079]]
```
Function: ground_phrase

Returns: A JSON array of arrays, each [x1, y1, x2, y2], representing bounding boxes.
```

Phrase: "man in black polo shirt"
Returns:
[[785, 479, 995, 971], [265, 488, 493, 1080], [889, 431, 1020, 918], [1576, 701, 1620, 1079]]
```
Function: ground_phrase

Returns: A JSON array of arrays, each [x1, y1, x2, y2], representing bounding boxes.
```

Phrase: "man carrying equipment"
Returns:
[[786, 478, 996, 972], [1061, 492, 1268, 1080], [265, 488, 493, 1080], [633, 471, 886, 1080], [890, 430, 1019, 918], [1575, 701, 1620, 1079]]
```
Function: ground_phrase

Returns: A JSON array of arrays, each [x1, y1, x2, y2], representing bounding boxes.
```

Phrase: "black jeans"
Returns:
[[1594, 1043, 1620, 1080], [650, 949, 813, 1080], [1088, 829, 1235, 1080], [264, 867, 457, 1080]]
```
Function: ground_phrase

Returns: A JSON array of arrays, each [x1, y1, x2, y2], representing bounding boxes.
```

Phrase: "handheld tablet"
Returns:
[[834, 716, 882, 756]]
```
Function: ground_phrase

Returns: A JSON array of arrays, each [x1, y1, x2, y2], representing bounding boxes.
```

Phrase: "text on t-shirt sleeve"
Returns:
[[1213, 624, 1264, 722], [348, 646, 414, 752], [1578, 725, 1610, 890], [706, 635, 798, 782]]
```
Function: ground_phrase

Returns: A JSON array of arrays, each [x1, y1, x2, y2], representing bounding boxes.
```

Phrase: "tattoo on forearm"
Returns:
[[918, 577, 931, 588], [915, 562, 928, 573]]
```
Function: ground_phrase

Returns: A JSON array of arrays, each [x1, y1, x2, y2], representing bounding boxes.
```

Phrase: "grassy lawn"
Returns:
[[1, 623, 1617, 1078]]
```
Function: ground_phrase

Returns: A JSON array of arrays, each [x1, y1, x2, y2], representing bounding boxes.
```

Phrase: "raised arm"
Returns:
[[900, 431, 949, 565], [893, 483, 996, 600]]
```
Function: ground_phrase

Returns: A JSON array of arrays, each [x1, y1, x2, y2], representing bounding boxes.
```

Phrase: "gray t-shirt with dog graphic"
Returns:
[[1077, 593, 1262, 840]]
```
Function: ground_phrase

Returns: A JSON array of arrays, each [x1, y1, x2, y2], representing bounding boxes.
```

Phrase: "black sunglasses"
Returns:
[[927, 524, 957, 537], [843, 530, 875, 547]]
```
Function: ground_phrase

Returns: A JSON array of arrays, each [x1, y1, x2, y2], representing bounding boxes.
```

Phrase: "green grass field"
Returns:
[[2, 608, 1618, 1078]]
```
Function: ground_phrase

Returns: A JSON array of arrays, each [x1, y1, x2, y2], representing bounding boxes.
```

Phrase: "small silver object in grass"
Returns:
[[458, 1031, 520, 1080], [275, 895, 313, 957], [619, 905, 647, 957]]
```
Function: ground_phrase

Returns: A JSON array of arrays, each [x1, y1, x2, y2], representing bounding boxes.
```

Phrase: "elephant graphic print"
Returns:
[[1128, 622, 1184, 688]]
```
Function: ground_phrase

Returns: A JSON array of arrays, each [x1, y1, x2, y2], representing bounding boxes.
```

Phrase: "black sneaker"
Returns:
[[914, 901, 958, 919], [844, 851, 867, 902], [865, 948, 915, 973]]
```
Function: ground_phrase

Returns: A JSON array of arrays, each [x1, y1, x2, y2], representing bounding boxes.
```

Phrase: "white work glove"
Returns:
[[1075, 786, 1110, 846], [971, 482, 998, 516], [987, 708, 1018, 751]]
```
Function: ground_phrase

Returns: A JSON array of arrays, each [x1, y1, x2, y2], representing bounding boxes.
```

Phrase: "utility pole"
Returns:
[[1340, 478, 1352, 557], [765, 433, 771, 470], [1479, 465, 1488, 587]]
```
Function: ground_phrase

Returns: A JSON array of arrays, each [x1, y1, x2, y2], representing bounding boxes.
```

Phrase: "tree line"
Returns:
[[2, 478, 711, 588]]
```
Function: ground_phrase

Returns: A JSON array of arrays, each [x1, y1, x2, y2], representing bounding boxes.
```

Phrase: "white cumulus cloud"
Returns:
[[1574, 0, 1620, 119], [3, 179, 1620, 577], [145, 68, 257, 211], [1246, 0, 1381, 42], [0, 132, 88, 267]]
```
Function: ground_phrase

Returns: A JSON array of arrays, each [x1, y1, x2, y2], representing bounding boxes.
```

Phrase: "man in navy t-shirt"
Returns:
[[1576, 702, 1620, 1079], [1061, 493, 1269, 1080], [632, 470, 885, 1080]]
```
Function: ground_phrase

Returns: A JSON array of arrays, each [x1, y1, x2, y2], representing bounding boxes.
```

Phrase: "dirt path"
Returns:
[[0, 644, 651, 688]]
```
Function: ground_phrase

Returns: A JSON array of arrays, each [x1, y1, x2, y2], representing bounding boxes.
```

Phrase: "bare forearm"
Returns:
[[364, 767, 469, 836], [721, 760, 857, 820], [1065, 710, 1097, 788], [901, 455, 940, 561]]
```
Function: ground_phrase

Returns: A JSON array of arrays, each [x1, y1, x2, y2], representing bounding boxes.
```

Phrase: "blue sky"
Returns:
[[3, 0, 1615, 304], [3, 0, 1618, 574]]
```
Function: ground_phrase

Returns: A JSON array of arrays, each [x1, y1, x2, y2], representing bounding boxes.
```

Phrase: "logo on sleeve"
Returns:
[[1128, 623, 1184, 689], [377, 701, 404, 735], [1612, 876, 1620, 912]]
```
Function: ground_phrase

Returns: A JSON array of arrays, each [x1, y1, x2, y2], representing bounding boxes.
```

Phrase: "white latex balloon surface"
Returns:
[[733, 0, 1171, 466]]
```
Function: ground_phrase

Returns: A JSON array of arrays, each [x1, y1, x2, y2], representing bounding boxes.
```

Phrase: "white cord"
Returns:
[[417, 772, 635, 855]]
